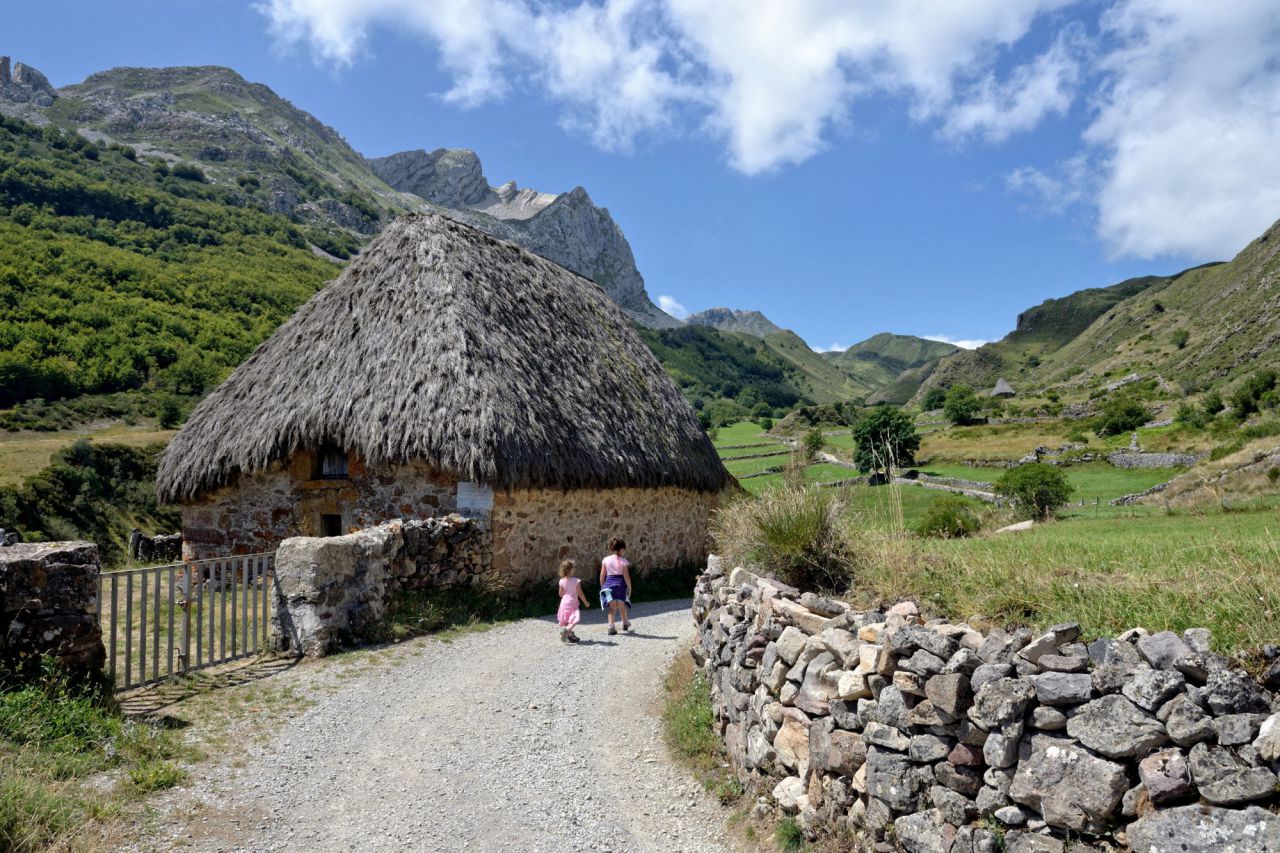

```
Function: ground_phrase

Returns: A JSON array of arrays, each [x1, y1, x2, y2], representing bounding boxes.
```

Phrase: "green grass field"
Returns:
[[712, 421, 775, 447]]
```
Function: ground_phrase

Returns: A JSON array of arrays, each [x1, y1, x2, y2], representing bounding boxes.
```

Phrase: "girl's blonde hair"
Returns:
[[559, 559, 576, 578]]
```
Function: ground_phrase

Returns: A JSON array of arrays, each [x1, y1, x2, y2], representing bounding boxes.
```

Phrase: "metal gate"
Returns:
[[98, 553, 275, 692]]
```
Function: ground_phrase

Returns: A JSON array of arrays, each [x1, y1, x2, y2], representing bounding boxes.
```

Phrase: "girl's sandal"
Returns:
[[608, 626, 618, 636]]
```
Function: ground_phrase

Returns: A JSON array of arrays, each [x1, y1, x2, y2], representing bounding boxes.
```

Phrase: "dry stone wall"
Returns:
[[0, 541, 105, 680], [692, 559, 1280, 852], [271, 515, 490, 656]]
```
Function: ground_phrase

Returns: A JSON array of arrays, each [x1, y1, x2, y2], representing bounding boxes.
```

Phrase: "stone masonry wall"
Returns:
[[0, 541, 105, 680], [692, 560, 1280, 852], [1106, 451, 1204, 469], [270, 515, 490, 656], [180, 453, 459, 560], [490, 486, 717, 588]]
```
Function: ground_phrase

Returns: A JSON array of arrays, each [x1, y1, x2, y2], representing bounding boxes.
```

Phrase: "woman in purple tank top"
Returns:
[[598, 536, 632, 636]]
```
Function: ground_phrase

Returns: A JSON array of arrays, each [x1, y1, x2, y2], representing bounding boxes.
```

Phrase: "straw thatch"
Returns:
[[990, 378, 1016, 398], [157, 213, 729, 502]]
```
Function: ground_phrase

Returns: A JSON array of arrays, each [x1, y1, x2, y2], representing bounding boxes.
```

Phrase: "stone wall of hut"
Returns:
[[489, 486, 718, 587], [179, 452, 459, 560]]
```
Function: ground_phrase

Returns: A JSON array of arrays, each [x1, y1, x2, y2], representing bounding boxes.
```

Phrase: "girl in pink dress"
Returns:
[[556, 559, 590, 643]]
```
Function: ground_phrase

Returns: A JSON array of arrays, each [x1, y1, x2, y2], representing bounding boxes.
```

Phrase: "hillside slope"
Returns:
[[912, 273, 1173, 400], [1042, 226, 1278, 388], [822, 333, 959, 403]]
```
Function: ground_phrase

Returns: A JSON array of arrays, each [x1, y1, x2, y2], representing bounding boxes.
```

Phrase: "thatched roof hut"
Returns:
[[157, 213, 728, 504], [990, 378, 1016, 398]]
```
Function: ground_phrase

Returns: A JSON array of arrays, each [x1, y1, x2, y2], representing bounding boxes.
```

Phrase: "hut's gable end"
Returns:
[[489, 486, 717, 587], [180, 452, 460, 560]]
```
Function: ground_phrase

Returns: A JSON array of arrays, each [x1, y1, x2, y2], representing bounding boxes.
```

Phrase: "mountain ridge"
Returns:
[[686, 307, 782, 337]]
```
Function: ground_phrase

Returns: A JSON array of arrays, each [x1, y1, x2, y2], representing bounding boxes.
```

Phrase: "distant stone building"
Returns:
[[990, 378, 1016, 398], [156, 214, 729, 586]]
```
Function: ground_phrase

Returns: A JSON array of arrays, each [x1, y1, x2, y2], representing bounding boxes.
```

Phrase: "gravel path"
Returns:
[[137, 600, 735, 852]]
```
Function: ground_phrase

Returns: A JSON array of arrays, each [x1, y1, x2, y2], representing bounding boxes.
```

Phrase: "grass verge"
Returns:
[[0, 661, 201, 852], [661, 651, 747, 809]]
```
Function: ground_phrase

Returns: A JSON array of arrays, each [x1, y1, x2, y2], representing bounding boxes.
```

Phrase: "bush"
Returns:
[[996, 463, 1073, 520], [758, 417, 773, 432], [169, 162, 206, 182], [921, 388, 947, 411], [712, 485, 850, 591], [803, 427, 825, 460], [1202, 390, 1225, 416], [1231, 369, 1277, 420], [851, 406, 920, 473], [915, 496, 981, 539], [1174, 402, 1206, 429], [1171, 329, 1190, 349], [1097, 399, 1149, 436], [943, 384, 982, 426]]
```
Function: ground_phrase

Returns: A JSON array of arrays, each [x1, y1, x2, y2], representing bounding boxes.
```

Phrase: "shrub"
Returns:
[[758, 417, 773, 432], [1097, 399, 1149, 436], [1269, 467, 1280, 483], [996, 463, 1072, 520], [1231, 369, 1277, 420], [851, 406, 920, 473], [921, 388, 947, 411], [711, 485, 849, 591], [943, 384, 982, 426], [1202, 390, 1225, 416], [169, 162, 206, 182], [706, 426, 719, 442], [1171, 329, 1190, 349], [1174, 402, 1206, 429], [802, 427, 825, 460], [915, 496, 981, 539]]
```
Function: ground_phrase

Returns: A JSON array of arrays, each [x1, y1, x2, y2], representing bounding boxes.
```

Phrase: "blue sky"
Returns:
[[9, 1, 1280, 351]]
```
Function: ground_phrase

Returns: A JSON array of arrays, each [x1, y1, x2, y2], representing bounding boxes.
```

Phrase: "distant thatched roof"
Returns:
[[157, 213, 729, 502], [991, 378, 1016, 397]]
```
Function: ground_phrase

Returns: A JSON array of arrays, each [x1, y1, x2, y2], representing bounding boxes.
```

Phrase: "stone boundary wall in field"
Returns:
[[1107, 451, 1204, 469], [692, 558, 1280, 851], [271, 515, 490, 656], [0, 541, 105, 680]]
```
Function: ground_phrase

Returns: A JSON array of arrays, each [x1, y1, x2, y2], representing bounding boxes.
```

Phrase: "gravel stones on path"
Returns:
[[126, 600, 733, 852]]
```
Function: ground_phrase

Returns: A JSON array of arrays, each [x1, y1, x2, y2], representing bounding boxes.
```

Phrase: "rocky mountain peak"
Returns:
[[686, 307, 784, 338], [366, 148, 491, 210]]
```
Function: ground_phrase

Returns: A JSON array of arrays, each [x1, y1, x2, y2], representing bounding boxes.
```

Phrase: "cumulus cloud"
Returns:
[[813, 342, 849, 353], [262, 0, 1280, 259], [924, 335, 989, 350], [657, 294, 689, 319]]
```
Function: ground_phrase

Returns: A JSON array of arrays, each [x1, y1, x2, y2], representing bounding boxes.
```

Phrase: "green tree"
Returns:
[[996, 463, 1073, 520], [1097, 398, 1150, 436], [851, 406, 920, 473], [803, 427, 825, 460], [943, 384, 981, 426], [921, 388, 947, 411]]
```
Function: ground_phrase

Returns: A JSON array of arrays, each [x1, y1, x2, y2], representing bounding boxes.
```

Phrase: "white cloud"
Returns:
[[924, 335, 989, 350], [1083, 0, 1280, 259], [657, 294, 689, 319], [260, 0, 1079, 170], [813, 342, 849, 353], [262, 0, 1280, 259]]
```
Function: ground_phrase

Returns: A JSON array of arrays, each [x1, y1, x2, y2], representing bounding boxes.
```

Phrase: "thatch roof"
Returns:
[[991, 378, 1016, 397], [157, 213, 729, 502]]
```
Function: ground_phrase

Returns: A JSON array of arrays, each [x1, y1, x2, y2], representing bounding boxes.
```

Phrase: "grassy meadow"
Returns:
[[712, 419, 1280, 649]]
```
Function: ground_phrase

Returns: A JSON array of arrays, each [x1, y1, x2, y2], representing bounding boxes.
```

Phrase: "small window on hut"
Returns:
[[315, 446, 349, 480], [320, 514, 343, 537]]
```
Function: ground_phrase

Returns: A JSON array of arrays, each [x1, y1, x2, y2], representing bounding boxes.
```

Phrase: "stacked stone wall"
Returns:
[[180, 453, 459, 560], [1107, 451, 1203, 469], [490, 487, 716, 587], [0, 541, 105, 680], [692, 560, 1280, 851], [271, 515, 491, 656]]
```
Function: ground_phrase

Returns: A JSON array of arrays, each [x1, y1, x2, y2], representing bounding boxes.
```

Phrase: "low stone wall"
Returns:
[[1107, 451, 1202, 469], [271, 515, 491, 656], [692, 560, 1280, 851], [0, 541, 105, 680]]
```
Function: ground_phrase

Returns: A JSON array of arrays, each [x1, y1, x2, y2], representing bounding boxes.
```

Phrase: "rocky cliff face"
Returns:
[[372, 146, 679, 328], [687, 307, 783, 338], [0, 56, 57, 118]]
